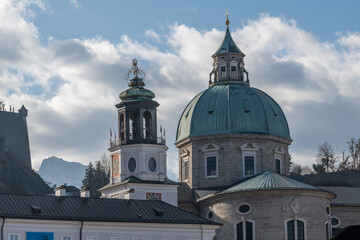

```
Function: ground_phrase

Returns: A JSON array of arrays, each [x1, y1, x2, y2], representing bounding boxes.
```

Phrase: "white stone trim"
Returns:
[[200, 143, 220, 152], [233, 219, 255, 240], [180, 148, 190, 157], [284, 218, 307, 240], [241, 143, 261, 151]]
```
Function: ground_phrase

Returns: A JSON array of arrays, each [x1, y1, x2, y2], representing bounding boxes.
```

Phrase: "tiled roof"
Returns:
[[0, 194, 218, 225], [320, 186, 360, 206], [99, 176, 179, 191], [219, 171, 330, 195]]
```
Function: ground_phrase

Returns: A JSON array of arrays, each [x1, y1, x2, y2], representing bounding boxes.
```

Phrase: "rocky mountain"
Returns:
[[37, 156, 87, 188]]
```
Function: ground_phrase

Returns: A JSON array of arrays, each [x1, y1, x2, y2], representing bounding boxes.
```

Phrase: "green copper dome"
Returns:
[[176, 83, 291, 143]]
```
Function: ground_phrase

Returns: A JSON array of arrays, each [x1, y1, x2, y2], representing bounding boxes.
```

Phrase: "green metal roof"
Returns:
[[176, 83, 291, 142], [98, 176, 179, 191], [214, 27, 245, 56], [119, 76, 155, 102], [220, 171, 324, 194]]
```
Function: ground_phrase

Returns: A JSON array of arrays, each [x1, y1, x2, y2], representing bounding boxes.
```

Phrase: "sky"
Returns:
[[1, 0, 360, 180]]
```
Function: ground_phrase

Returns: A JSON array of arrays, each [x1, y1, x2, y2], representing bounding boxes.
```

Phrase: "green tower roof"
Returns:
[[214, 27, 245, 56], [176, 84, 291, 143]]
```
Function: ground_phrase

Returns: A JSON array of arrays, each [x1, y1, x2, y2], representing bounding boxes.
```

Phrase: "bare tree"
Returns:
[[347, 137, 360, 169], [290, 163, 302, 175], [315, 142, 337, 172], [337, 151, 351, 171]]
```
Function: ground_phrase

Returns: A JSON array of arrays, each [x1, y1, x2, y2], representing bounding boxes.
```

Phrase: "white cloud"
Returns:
[[1, 2, 360, 178]]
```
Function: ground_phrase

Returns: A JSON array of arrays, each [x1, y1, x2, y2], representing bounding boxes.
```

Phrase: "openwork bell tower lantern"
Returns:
[[209, 11, 249, 85]]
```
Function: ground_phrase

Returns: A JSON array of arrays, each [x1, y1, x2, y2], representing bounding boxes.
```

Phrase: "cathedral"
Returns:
[[100, 15, 360, 240]]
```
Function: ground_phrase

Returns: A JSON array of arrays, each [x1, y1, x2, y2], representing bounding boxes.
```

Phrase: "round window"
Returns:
[[128, 158, 136, 172], [239, 204, 251, 214], [148, 157, 156, 172], [208, 211, 213, 220], [331, 217, 339, 226]]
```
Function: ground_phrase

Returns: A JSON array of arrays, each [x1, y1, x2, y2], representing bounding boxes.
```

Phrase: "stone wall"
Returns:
[[198, 190, 334, 240], [176, 133, 291, 189], [0, 110, 31, 169]]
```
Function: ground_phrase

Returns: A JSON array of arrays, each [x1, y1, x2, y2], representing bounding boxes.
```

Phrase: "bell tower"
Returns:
[[100, 60, 178, 206]]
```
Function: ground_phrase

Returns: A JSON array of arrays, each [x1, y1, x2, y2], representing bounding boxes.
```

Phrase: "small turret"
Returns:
[[209, 12, 249, 85], [18, 105, 28, 117]]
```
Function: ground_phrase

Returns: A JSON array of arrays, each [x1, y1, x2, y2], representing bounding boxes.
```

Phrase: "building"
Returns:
[[174, 15, 360, 240], [0, 103, 31, 169], [99, 59, 178, 206], [0, 193, 219, 240]]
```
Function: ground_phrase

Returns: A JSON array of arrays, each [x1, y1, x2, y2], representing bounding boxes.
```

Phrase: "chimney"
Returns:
[[80, 188, 90, 198], [55, 185, 66, 196]]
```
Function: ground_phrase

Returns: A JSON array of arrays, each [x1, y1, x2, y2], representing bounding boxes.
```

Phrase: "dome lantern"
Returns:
[[209, 12, 249, 86]]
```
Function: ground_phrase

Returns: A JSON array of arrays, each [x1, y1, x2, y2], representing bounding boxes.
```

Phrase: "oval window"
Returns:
[[148, 157, 156, 172], [239, 204, 251, 214], [331, 217, 339, 226], [208, 211, 213, 220], [128, 158, 136, 172]]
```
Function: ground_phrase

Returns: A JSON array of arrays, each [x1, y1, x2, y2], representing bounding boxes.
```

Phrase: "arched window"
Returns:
[[119, 113, 125, 140], [285, 219, 306, 240], [236, 220, 255, 240], [143, 111, 152, 139], [230, 60, 237, 79], [129, 112, 137, 140]]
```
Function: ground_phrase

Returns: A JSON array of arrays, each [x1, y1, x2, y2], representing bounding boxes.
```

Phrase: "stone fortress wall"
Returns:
[[0, 103, 31, 169]]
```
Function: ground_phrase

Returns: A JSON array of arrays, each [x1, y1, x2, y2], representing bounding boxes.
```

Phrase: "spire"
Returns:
[[208, 13, 249, 85], [213, 12, 245, 56]]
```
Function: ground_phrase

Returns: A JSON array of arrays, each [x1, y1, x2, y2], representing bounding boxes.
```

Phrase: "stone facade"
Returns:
[[176, 133, 291, 189], [197, 190, 334, 240], [331, 205, 360, 230]]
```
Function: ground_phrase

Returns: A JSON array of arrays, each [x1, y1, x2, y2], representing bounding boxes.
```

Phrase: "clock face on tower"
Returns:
[[146, 192, 162, 200], [112, 155, 119, 177]]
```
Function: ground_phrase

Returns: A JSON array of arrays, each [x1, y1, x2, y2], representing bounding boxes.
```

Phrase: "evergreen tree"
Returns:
[[82, 162, 94, 189]]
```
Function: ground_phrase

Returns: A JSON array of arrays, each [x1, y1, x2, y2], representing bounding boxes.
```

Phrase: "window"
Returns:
[[244, 156, 255, 176], [9, 234, 19, 240], [276, 159, 281, 173], [206, 156, 217, 177], [184, 160, 189, 181], [148, 157, 156, 172], [143, 111, 152, 139], [238, 203, 252, 215], [286, 219, 306, 240], [208, 211, 213, 220], [220, 66, 226, 78], [128, 158, 136, 172], [63, 236, 72, 240], [237, 221, 254, 240]]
